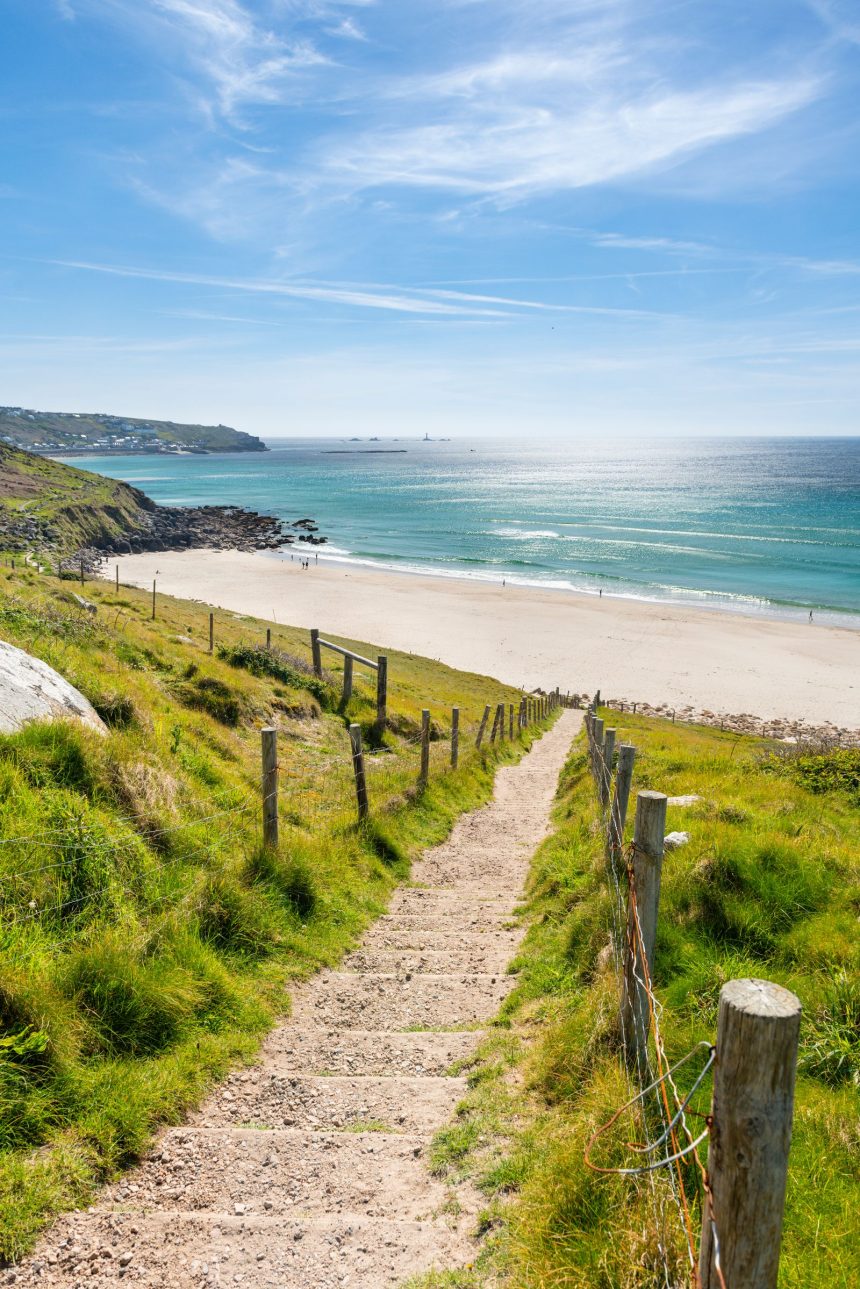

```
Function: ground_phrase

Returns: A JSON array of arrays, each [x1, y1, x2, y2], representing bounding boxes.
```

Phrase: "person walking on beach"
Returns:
[[809, 609, 813, 622]]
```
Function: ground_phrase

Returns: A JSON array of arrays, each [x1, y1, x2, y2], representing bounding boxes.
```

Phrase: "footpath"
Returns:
[[15, 709, 581, 1288]]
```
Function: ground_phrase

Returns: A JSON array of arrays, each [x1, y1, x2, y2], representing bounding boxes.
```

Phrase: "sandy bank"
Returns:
[[114, 549, 859, 729]]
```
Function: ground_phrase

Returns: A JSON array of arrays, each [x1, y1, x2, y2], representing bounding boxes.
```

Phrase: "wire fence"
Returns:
[[0, 681, 563, 941], [583, 701, 802, 1289]]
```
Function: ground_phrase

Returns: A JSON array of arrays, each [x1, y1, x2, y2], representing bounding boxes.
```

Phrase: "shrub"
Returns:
[[173, 676, 246, 726], [90, 693, 138, 729], [218, 643, 331, 704]]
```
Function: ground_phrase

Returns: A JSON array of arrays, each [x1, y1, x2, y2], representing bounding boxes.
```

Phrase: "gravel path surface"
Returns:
[[12, 710, 581, 1289]]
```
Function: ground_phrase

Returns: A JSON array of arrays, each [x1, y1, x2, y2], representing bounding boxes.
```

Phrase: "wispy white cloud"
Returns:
[[324, 74, 822, 198], [46, 257, 678, 319], [49, 258, 514, 316]]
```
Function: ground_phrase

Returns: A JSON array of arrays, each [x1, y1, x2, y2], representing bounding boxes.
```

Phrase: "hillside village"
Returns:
[[0, 407, 267, 455]]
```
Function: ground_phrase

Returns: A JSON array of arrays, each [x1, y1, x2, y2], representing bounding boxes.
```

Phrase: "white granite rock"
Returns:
[[0, 639, 107, 736]]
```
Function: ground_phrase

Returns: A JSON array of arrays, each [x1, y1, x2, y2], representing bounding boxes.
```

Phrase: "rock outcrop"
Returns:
[[0, 640, 107, 736]]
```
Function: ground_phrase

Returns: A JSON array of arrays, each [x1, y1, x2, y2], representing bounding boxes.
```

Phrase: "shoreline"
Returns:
[[113, 548, 860, 730], [310, 549, 859, 631]]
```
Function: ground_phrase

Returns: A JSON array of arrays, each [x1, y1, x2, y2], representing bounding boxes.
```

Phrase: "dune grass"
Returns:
[[423, 713, 859, 1288], [0, 560, 553, 1260]]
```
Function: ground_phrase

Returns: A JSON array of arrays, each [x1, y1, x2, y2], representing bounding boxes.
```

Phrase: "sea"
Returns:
[[62, 437, 860, 627]]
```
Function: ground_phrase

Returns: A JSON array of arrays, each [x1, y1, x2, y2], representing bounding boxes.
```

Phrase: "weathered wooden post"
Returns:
[[261, 726, 279, 849], [594, 688, 601, 708], [419, 708, 431, 787], [509, 703, 514, 739], [476, 704, 491, 748], [609, 744, 636, 861], [489, 703, 501, 744], [451, 706, 459, 768], [80, 559, 85, 586], [209, 612, 214, 655], [151, 579, 156, 620], [699, 979, 802, 1289], [375, 655, 388, 730], [349, 723, 369, 821], [342, 654, 353, 704], [497, 701, 505, 739], [115, 564, 119, 592], [519, 696, 526, 730], [621, 791, 667, 1073], [266, 627, 272, 650], [591, 716, 605, 787], [310, 628, 322, 678], [599, 728, 616, 808]]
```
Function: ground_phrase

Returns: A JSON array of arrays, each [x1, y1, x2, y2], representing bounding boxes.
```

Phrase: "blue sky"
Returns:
[[1, 0, 859, 437]]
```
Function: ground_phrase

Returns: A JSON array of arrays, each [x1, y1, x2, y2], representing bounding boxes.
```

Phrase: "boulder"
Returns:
[[0, 639, 107, 736]]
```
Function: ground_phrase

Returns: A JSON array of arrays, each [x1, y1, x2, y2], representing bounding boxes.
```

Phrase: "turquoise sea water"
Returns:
[[63, 438, 860, 626]]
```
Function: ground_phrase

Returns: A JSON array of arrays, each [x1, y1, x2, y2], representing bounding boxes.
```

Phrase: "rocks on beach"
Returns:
[[601, 697, 859, 748]]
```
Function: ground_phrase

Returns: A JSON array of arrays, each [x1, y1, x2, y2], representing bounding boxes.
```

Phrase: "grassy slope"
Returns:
[[0, 408, 264, 453], [420, 714, 859, 1289], [0, 562, 553, 1260], [0, 446, 151, 554]]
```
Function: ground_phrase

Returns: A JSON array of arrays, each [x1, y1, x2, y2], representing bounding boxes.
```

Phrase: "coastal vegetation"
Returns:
[[0, 444, 306, 559], [0, 445, 155, 554], [0, 406, 265, 455], [0, 560, 546, 1260], [422, 714, 859, 1288]]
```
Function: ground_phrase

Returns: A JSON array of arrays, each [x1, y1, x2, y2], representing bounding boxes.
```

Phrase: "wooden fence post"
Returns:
[[375, 655, 388, 730], [497, 701, 505, 740], [115, 564, 119, 592], [490, 703, 501, 743], [599, 728, 616, 808], [591, 716, 605, 787], [151, 579, 156, 621], [266, 628, 272, 650], [310, 628, 322, 677], [451, 706, 459, 768], [519, 696, 526, 730], [699, 979, 802, 1289], [609, 743, 636, 861], [209, 612, 214, 655], [349, 723, 369, 821], [261, 727, 279, 850], [80, 559, 85, 586], [594, 688, 601, 708], [342, 655, 354, 704], [621, 790, 667, 1073], [419, 708, 431, 787], [509, 703, 514, 739], [476, 703, 491, 748]]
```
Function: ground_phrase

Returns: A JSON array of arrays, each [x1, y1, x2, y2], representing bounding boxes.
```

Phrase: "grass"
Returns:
[[421, 713, 860, 1288], [0, 559, 555, 1261], [0, 445, 151, 554]]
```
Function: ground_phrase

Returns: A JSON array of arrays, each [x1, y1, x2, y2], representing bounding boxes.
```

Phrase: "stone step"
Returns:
[[262, 1028, 485, 1075], [16, 1212, 475, 1289], [392, 888, 517, 911], [94, 1128, 452, 1221], [375, 909, 515, 933], [289, 973, 513, 1031], [191, 1074, 466, 1134], [342, 947, 515, 975], [363, 926, 520, 954]]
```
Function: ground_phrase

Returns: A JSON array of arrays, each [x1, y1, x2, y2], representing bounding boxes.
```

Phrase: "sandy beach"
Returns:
[[115, 550, 859, 729]]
